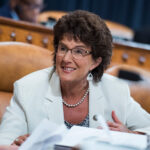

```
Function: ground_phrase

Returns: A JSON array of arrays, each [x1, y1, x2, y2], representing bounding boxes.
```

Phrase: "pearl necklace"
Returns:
[[62, 88, 89, 108]]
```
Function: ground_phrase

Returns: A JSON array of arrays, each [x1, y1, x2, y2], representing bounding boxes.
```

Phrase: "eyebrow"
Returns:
[[59, 42, 87, 49]]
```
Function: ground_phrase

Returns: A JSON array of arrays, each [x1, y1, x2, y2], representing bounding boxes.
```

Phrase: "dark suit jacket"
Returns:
[[0, 2, 13, 19]]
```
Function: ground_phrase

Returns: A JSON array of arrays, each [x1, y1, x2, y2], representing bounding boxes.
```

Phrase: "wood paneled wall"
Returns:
[[111, 40, 150, 71], [0, 17, 54, 50]]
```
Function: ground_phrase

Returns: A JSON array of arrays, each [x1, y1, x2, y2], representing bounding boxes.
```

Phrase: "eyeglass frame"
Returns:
[[57, 43, 92, 59]]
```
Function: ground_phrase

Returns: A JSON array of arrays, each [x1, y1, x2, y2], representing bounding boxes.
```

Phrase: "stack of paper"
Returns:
[[59, 126, 147, 150], [19, 119, 68, 150], [19, 119, 148, 150]]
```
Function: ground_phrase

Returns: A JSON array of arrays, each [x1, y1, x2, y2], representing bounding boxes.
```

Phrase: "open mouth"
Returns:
[[62, 66, 76, 73]]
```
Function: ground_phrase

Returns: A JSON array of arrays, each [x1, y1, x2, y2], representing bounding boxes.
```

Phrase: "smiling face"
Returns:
[[56, 35, 102, 84]]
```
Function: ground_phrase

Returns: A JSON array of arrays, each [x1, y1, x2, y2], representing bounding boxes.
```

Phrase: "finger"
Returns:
[[14, 140, 22, 146], [109, 123, 131, 133], [112, 110, 121, 124], [107, 121, 119, 128], [13, 134, 30, 146], [0, 145, 19, 150], [17, 134, 30, 142], [18, 139, 25, 145], [20, 135, 29, 141], [24, 134, 30, 137], [14, 138, 24, 146], [109, 127, 121, 132]]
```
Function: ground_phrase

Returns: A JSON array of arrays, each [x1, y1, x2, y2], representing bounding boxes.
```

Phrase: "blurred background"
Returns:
[[0, 0, 150, 30]]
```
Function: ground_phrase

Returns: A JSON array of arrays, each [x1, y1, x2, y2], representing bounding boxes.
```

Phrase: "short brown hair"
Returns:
[[53, 10, 112, 82]]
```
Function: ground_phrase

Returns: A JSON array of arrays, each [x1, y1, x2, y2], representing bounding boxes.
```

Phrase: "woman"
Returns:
[[0, 10, 150, 146]]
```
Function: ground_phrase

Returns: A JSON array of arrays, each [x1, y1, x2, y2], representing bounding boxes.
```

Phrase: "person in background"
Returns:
[[0, 10, 150, 147], [0, 0, 43, 23]]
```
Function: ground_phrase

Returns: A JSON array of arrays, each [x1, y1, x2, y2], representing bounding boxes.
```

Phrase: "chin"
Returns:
[[59, 76, 73, 82]]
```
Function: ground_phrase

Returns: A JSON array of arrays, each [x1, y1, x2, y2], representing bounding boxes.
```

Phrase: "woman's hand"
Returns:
[[106, 111, 131, 133], [11, 134, 30, 146], [107, 111, 143, 134], [0, 145, 18, 150]]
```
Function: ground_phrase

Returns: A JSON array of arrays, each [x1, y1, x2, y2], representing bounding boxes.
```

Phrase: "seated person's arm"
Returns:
[[124, 96, 150, 134], [0, 145, 18, 150], [0, 82, 28, 145]]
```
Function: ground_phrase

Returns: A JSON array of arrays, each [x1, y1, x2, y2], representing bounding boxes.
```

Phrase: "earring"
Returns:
[[87, 72, 93, 81]]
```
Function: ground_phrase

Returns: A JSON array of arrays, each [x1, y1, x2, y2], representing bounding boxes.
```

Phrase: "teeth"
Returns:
[[63, 67, 74, 71]]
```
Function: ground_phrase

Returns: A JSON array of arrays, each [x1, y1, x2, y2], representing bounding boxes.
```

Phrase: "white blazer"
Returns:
[[0, 67, 150, 145]]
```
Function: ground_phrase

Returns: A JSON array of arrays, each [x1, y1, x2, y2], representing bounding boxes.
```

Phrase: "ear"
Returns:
[[90, 57, 102, 71]]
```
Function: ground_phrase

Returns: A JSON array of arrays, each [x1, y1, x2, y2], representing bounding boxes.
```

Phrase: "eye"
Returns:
[[73, 49, 84, 55], [60, 46, 67, 52]]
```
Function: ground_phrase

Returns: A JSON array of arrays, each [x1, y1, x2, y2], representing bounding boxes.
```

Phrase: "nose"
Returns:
[[62, 50, 73, 61]]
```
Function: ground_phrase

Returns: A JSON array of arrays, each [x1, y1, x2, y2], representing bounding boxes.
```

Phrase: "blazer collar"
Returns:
[[44, 70, 107, 127], [89, 79, 107, 128], [45, 71, 62, 101], [44, 70, 64, 125]]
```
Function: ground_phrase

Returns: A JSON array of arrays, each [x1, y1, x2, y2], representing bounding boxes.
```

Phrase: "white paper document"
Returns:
[[18, 119, 148, 150], [59, 126, 147, 150], [19, 119, 68, 150]]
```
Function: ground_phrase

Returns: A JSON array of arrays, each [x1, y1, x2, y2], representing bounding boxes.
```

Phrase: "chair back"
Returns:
[[38, 11, 67, 23], [105, 20, 134, 40], [106, 64, 150, 113], [0, 42, 53, 121]]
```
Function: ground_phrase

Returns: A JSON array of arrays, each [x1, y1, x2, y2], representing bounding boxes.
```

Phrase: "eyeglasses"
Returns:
[[57, 44, 92, 59]]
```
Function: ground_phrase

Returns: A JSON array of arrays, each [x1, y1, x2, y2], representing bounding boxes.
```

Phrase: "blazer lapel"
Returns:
[[43, 69, 108, 127], [44, 71, 64, 125], [89, 80, 107, 128]]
